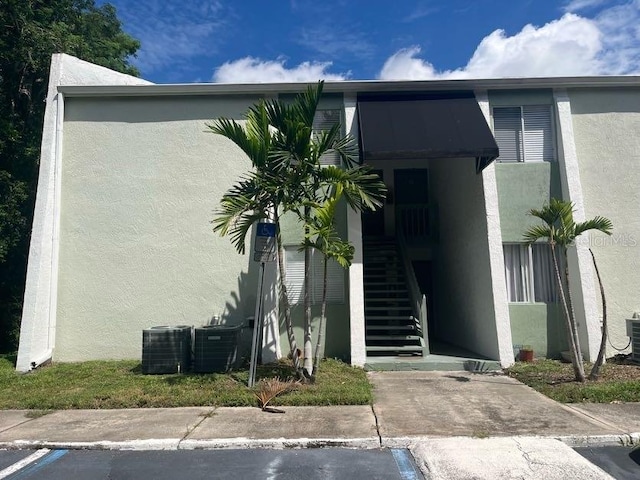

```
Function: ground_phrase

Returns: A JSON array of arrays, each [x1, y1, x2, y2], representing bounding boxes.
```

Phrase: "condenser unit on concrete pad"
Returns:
[[142, 325, 192, 374], [193, 325, 241, 373], [626, 314, 640, 363]]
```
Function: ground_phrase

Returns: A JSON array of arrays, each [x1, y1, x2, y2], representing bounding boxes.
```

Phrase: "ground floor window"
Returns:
[[284, 246, 345, 305], [503, 243, 561, 303]]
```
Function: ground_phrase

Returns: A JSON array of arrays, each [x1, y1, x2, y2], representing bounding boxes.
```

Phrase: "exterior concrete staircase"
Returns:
[[363, 237, 425, 357]]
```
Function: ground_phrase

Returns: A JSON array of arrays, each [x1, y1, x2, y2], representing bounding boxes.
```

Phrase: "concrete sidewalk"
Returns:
[[0, 371, 637, 479], [0, 371, 637, 450]]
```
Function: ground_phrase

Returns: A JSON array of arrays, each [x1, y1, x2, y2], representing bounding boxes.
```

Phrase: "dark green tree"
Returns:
[[0, 0, 140, 351]]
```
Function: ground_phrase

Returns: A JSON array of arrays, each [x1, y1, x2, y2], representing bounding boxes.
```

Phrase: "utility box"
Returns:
[[626, 316, 640, 363], [142, 325, 192, 374], [193, 325, 241, 373]]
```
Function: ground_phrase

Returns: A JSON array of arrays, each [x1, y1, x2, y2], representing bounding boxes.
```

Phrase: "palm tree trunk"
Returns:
[[563, 247, 585, 381], [551, 244, 585, 382], [274, 210, 302, 375], [303, 208, 313, 379], [589, 248, 607, 380], [312, 255, 328, 380]]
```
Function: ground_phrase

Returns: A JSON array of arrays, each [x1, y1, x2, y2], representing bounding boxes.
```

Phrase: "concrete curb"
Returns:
[[0, 437, 381, 451], [555, 432, 640, 448], [0, 439, 181, 451], [0, 433, 637, 452], [179, 437, 381, 450]]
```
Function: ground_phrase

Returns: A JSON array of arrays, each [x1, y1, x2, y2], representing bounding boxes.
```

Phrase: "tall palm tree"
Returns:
[[524, 198, 612, 382], [209, 82, 385, 380], [208, 100, 304, 374], [265, 82, 386, 379]]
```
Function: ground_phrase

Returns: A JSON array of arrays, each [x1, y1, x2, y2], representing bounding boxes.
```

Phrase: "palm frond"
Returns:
[[575, 216, 613, 237], [523, 225, 553, 244]]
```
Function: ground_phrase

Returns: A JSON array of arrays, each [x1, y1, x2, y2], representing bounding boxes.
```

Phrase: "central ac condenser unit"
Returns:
[[193, 325, 241, 373], [142, 325, 192, 374], [626, 314, 640, 363]]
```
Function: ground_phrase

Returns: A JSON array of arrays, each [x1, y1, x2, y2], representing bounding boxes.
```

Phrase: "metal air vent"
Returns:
[[142, 325, 192, 374], [193, 325, 241, 373]]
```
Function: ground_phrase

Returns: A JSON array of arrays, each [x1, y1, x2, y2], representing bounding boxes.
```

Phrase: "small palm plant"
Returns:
[[524, 198, 612, 382], [304, 186, 355, 380]]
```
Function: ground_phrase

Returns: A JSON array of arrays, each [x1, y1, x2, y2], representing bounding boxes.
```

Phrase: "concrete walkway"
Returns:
[[0, 371, 637, 478]]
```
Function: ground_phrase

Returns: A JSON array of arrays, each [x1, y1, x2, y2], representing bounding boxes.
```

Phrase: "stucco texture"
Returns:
[[56, 96, 261, 361], [570, 88, 640, 352], [429, 158, 501, 360]]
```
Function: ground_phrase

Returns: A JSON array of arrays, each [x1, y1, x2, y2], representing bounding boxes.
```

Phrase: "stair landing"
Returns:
[[364, 342, 501, 372]]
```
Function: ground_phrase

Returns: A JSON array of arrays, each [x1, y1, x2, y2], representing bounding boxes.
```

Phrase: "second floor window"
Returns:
[[493, 105, 555, 163]]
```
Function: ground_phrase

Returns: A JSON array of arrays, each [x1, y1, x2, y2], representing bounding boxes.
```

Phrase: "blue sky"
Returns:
[[100, 0, 640, 84]]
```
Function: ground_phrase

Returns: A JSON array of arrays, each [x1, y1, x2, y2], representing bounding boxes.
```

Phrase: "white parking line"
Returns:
[[0, 449, 50, 479]]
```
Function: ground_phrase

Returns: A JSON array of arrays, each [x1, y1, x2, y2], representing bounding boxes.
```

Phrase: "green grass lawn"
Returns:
[[507, 358, 640, 403], [0, 356, 372, 410]]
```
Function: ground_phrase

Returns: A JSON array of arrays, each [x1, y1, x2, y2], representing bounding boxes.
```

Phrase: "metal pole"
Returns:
[[248, 261, 266, 387]]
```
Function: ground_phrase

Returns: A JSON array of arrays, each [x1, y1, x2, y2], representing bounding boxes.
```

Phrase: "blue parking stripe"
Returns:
[[391, 448, 420, 480], [8, 450, 68, 479]]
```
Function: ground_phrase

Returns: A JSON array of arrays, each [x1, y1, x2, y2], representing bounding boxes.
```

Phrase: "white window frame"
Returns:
[[284, 245, 346, 305], [503, 243, 561, 304], [492, 105, 556, 163]]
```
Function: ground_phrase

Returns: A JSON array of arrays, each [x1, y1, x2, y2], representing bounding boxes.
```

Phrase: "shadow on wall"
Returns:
[[210, 224, 280, 363]]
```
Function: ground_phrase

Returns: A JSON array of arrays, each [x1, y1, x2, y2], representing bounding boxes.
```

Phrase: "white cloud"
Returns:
[[298, 26, 373, 59], [403, 3, 439, 22], [213, 57, 348, 83], [379, 8, 640, 80], [563, 0, 608, 12]]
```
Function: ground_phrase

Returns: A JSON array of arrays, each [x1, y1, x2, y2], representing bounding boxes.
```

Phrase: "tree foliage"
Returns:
[[209, 82, 386, 380], [524, 198, 612, 382], [0, 0, 140, 351]]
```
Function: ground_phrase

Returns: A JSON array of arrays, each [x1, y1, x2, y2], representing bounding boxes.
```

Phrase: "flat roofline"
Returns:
[[57, 75, 640, 98]]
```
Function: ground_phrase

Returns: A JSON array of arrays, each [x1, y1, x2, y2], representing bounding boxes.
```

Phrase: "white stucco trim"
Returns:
[[16, 60, 63, 372], [476, 90, 515, 367], [344, 95, 366, 366], [553, 89, 600, 361], [16, 55, 152, 372]]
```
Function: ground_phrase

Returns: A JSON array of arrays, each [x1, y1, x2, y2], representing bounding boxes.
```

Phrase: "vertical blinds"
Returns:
[[284, 246, 345, 304], [493, 105, 554, 162]]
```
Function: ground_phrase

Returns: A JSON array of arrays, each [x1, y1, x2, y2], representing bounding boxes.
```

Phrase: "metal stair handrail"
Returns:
[[397, 229, 430, 355]]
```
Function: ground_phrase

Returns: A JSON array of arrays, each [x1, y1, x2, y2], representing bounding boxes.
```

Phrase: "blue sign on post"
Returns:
[[254, 222, 276, 262]]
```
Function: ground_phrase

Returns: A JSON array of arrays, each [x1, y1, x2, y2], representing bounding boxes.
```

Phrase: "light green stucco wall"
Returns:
[[495, 162, 563, 242], [569, 88, 640, 352], [429, 159, 501, 360], [509, 304, 566, 358], [57, 96, 262, 361], [494, 146, 563, 356]]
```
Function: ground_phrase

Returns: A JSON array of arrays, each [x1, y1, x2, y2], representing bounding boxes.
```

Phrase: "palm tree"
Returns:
[[524, 198, 612, 382], [209, 82, 385, 380], [208, 99, 303, 374], [305, 185, 355, 380], [264, 82, 386, 379]]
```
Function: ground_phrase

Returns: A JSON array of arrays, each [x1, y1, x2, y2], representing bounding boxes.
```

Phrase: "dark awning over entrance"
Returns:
[[357, 93, 499, 172]]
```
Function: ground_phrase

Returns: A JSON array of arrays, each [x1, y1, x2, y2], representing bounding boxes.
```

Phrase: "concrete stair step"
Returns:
[[366, 345, 423, 353], [366, 325, 418, 331], [366, 335, 423, 341], [365, 306, 412, 312], [365, 297, 412, 303]]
